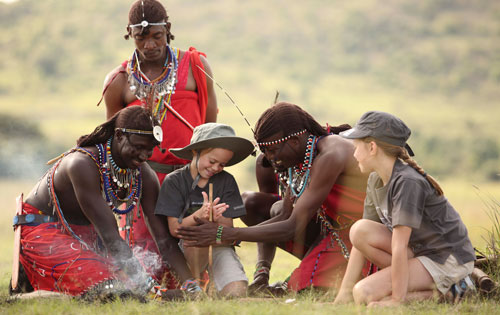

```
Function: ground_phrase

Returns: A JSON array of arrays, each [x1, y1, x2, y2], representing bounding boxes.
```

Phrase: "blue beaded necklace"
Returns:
[[97, 138, 142, 215], [287, 135, 316, 198]]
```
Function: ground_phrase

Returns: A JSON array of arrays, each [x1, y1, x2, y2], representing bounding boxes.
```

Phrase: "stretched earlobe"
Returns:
[[115, 129, 124, 140]]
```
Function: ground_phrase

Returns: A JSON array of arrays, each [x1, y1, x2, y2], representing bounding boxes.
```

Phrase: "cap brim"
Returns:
[[339, 127, 371, 139], [169, 137, 255, 166]]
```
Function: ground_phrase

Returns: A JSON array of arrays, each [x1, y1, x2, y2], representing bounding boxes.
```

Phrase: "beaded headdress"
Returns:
[[116, 125, 163, 143], [129, 20, 166, 28], [257, 129, 307, 150], [128, 0, 167, 29]]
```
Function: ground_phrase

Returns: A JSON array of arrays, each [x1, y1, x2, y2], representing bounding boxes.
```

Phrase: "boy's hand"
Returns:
[[196, 191, 228, 222]]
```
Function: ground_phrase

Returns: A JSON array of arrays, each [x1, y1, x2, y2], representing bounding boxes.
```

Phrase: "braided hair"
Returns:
[[254, 102, 328, 143], [77, 106, 158, 147], [364, 137, 444, 196], [124, 0, 174, 43]]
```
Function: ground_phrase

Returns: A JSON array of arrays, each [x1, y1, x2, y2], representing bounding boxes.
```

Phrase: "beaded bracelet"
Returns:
[[216, 225, 223, 244]]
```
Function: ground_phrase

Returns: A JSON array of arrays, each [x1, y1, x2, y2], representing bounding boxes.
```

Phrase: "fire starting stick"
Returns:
[[208, 183, 215, 295]]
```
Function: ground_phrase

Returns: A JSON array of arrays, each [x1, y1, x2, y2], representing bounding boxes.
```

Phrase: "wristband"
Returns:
[[216, 225, 223, 244]]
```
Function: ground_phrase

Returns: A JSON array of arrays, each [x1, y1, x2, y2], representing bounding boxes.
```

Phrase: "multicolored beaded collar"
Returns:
[[127, 45, 178, 124], [257, 129, 307, 150], [99, 138, 142, 215], [287, 134, 316, 197]]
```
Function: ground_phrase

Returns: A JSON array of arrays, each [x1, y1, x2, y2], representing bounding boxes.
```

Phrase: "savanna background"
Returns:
[[0, 0, 499, 313]]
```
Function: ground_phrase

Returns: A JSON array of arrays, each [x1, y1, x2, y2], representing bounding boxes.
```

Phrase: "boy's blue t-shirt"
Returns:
[[155, 164, 246, 219]]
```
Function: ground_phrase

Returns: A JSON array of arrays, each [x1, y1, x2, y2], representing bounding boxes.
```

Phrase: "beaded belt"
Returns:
[[13, 214, 57, 226], [146, 161, 185, 174]]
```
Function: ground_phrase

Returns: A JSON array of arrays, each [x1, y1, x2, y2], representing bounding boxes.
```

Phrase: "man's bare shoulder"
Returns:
[[61, 148, 101, 179], [103, 64, 128, 89], [317, 134, 354, 159]]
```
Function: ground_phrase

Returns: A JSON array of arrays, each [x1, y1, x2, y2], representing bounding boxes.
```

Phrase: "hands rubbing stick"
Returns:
[[154, 123, 254, 297]]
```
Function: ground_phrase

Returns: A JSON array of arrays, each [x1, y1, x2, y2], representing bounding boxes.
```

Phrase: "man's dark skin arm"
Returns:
[[178, 136, 357, 246], [66, 155, 149, 288], [103, 67, 128, 120], [139, 165, 193, 283]]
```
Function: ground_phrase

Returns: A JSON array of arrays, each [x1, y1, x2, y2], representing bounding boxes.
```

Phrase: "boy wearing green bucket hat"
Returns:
[[155, 123, 254, 297]]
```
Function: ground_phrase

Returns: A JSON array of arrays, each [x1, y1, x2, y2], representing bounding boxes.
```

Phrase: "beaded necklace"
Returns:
[[278, 134, 316, 198], [98, 138, 142, 215], [127, 45, 179, 124]]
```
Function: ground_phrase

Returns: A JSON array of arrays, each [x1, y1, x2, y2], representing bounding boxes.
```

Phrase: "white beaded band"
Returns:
[[129, 20, 167, 28], [257, 129, 307, 147]]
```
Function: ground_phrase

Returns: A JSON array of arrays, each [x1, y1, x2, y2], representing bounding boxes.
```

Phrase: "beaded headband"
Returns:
[[116, 126, 163, 142], [129, 20, 167, 28], [257, 129, 307, 147], [129, 1, 167, 28]]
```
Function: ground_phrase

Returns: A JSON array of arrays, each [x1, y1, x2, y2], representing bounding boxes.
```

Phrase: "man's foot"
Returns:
[[266, 281, 288, 297], [248, 262, 271, 294]]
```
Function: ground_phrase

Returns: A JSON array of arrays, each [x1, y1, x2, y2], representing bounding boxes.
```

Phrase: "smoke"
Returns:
[[132, 246, 163, 278]]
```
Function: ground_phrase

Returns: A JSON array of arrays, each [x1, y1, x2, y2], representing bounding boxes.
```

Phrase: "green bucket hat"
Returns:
[[169, 123, 255, 166]]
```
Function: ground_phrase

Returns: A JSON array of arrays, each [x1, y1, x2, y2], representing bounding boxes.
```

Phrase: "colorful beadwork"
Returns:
[[127, 45, 178, 124], [278, 134, 316, 198], [98, 138, 142, 215], [316, 206, 352, 260], [216, 225, 224, 244], [257, 129, 307, 148]]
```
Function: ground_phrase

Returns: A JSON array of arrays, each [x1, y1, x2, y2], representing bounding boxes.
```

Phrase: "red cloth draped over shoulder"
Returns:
[[188, 47, 208, 123], [18, 203, 117, 296]]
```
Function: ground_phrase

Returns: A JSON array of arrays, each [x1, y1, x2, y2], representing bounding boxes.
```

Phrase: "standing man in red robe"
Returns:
[[100, 0, 217, 288]]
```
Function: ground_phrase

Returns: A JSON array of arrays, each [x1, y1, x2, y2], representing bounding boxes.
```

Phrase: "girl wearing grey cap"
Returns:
[[334, 111, 475, 306]]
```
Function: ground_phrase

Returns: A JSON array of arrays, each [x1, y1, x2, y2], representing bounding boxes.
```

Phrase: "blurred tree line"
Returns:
[[0, 0, 498, 181]]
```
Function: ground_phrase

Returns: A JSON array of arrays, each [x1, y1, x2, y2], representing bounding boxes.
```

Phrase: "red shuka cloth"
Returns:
[[286, 184, 371, 291], [18, 203, 117, 296]]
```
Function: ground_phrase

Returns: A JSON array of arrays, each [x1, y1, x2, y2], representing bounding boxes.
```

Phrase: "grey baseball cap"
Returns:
[[340, 111, 414, 156], [170, 123, 255, 166]]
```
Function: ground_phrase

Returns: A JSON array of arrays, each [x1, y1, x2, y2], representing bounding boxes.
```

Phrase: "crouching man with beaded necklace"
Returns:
[[11, 106, 194, 299], [177, 102, 375, 293]]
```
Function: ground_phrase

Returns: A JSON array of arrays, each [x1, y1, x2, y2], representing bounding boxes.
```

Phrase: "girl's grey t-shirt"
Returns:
[[363, 159, 475, 265], [155, 165, 246, 219]]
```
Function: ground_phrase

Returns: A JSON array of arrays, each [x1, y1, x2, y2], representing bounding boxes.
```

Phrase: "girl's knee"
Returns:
[[349, 219, 372, 246], [352, 281, 374, 304]]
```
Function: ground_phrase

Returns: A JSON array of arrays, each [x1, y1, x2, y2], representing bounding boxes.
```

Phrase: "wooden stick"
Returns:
[[471, 267, 497, 293], [11, 193, 23, 291], [208, 184, 214, 295]]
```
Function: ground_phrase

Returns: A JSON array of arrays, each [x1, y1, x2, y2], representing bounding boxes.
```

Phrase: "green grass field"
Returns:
[[1, 179, 499, 313]]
